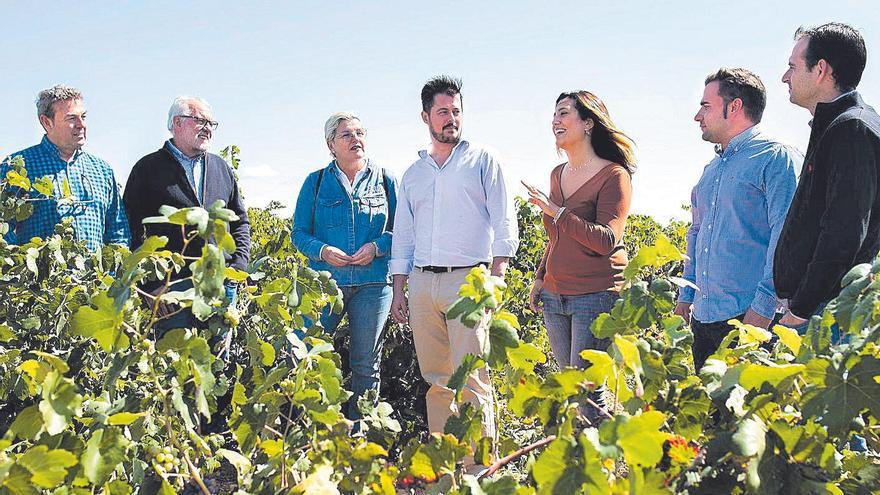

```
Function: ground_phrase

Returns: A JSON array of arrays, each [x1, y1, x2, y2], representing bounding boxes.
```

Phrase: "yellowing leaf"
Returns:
[[107, 412, 147, 425], [772, 324, 802, 355], [740, 364, 805, 390]]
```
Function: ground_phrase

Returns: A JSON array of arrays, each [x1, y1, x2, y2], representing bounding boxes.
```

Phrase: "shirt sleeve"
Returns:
[[389, 174, 415, 275], [225, 161, 251, 271], [678, 186, 700, 304], [749, 147, 799, 319], [291, 172, 327, 262], [371, 171, 397, 257], [789, 122, 877, 317], [555, 167, 631, 256], [103, 167, 131, 247], [482, 151, 519, 258]]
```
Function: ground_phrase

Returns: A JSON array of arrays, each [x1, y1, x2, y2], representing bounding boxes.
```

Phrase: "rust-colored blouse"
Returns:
[[536, 162, 632, 294]]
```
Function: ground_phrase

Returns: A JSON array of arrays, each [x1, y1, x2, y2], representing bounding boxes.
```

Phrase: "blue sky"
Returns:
[[1, 1, 877, 221]]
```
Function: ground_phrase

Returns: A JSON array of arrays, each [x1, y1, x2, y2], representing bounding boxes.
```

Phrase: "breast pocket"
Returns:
[[316, 198, 347, 228]]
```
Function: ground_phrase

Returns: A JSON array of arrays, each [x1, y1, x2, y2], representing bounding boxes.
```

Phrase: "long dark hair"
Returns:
[[557, 91, 637, 173]]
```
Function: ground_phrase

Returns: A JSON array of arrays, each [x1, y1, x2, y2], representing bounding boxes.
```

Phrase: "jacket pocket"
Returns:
[[316, 198, 346, 228]]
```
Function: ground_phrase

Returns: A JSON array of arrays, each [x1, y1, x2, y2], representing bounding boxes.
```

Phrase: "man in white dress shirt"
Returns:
[[389, 76, 519, 473]]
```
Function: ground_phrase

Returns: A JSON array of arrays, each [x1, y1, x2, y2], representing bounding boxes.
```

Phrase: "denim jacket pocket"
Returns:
[[316, 198, 346, 228]]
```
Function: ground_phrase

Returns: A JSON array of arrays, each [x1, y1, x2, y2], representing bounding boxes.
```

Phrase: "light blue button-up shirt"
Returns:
[[165, 139, 204, 203], [389, 140, 519, 275], [678, 126, 800, 322]]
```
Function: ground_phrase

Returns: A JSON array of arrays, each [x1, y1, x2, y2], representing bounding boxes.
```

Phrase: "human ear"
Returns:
[[421, 111, 429, 125]]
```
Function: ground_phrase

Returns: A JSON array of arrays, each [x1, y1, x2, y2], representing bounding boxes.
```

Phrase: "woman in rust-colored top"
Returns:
[[524, 90, 636, 425]]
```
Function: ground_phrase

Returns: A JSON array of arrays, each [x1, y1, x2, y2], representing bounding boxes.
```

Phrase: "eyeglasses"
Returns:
[[335, 129, 366, 141], [179, 115, 219, 130]]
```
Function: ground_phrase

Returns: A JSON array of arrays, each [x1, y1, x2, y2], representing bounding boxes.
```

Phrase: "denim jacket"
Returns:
[[292, 160, 397, 286]]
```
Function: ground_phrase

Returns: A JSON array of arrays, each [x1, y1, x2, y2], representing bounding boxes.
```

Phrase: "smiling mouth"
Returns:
[[554, 129, 565, 135], [350, 145, 363, 151]]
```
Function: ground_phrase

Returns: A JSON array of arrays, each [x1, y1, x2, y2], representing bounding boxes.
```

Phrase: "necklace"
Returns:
[[567, 155, 598, 172]]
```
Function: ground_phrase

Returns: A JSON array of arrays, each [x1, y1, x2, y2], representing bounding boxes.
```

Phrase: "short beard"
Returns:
[[431, 125, 460, 145]]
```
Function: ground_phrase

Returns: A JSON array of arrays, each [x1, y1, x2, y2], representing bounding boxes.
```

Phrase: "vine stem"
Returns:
[[584, 396, 615, 421], [479, 435, 557, 480], [156, 377, 211, 495]]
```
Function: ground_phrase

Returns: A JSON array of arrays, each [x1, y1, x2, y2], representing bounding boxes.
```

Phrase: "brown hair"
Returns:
[[556, 91, 637, 173]]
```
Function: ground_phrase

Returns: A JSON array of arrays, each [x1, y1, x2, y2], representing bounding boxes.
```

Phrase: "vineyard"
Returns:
[[1, 153, 879, 495]]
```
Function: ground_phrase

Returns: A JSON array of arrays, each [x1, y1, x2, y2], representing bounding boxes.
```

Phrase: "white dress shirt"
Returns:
[[389, 140, 519, 275]]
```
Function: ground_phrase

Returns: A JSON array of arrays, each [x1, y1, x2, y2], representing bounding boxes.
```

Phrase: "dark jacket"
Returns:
[[774, 92, 880, 317], [123, 143, 251, 291]]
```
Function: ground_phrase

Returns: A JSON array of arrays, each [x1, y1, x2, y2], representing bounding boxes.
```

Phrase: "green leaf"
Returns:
[[447, 354, 485, 403], [18, 445, 78, 489], [71, 291, 127, 352], [9, 405, 43, 440], [259, 340, 276, 367], [739, 363, 805, 390], [506, 342, 546, 374], [81, 427, 129, 485], [443, 402, 483, 445], [600, 411, 671, 467], [486, 315, 520, 367]]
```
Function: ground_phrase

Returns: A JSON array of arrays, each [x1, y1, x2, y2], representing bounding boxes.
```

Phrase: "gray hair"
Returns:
[[36, 84, 83, 120], [167, 96, 212, 131], [324, 111, 362, 142]]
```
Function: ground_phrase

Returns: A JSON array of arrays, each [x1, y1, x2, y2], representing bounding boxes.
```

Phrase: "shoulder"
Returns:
[[130, 149, 169, 173], [464, 141, 503, 164]]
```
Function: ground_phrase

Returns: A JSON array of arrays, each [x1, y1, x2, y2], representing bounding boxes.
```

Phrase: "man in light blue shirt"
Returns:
[[675, 68, 799, 370], [389, 76, 518, 475]]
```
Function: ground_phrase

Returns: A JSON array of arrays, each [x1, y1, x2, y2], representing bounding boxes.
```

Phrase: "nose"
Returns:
[[694, 110, 701, 122], [782, 70, 790, 84]]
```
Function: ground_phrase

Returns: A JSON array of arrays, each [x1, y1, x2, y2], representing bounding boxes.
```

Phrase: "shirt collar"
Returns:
[[811, 91, 863, 131], [716, 125, 760, 157], [165, 139, 204, 162], [418, 139, 470, 162], [40, 134, 82, 163]]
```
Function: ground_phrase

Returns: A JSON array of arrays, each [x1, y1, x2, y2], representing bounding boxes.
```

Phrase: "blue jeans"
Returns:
[[540, 289, 617, 424], [320, 283, 393, 419]]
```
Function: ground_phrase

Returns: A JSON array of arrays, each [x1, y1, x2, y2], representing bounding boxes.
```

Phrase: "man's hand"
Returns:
[[779, 310, 807, 328], [742, 308, 773, 329], [529, 279, 544, 313], [391, 275, 409, 324], [349, 243, 377, 266], [674, 302, 692, 323], [321, 245, 352, 267], [491, 257, 510, 277]]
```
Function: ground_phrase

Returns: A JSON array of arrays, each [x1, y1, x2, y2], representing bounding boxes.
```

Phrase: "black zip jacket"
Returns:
[[123, 143, 251, 291], [774, 92, 880, 317]]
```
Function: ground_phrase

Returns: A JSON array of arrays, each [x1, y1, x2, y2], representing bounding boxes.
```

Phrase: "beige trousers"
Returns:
[[409, 268, 495, 464]]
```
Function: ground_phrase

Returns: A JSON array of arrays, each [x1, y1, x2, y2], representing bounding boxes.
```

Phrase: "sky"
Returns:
[[1, 1, 877, 222]]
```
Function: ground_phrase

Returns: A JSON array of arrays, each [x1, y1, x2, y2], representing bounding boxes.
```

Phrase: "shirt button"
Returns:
[[711, 201, 716, 206], [704, 248, 708, 252], [702, 295, 709, 299], [708, 225, 712, 229], [715, 178, 719, 183], [702, 271, 707, 275]]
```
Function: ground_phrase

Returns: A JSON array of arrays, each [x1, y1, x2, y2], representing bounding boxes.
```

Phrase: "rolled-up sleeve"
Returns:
[[482, 153, 519, 258], [389, 174, 415, 275], [750, 147, 799, 319]]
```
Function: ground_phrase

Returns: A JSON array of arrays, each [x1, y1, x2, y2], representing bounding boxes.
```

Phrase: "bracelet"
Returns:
[[552, 207, 566, 224]]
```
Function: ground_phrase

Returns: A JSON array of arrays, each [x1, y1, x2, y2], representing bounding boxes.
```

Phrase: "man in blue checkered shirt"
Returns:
[[0, 84, 130, 251]]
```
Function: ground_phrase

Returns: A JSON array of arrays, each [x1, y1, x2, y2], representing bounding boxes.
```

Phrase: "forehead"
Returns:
[[790, 37, 809, 62], [555, 97, 576, 110], [702, 81, 722, 101], [337, 119, 363, 130], [188, 100, 212, 117], [54, 98, 85, 115], [431, 92, 461, 110]]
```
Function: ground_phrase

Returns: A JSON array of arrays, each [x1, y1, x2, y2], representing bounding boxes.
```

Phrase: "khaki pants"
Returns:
[[409, 268, 495, 465]]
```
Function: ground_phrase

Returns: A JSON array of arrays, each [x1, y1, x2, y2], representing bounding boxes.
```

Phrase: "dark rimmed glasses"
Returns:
[[179, 115, 219, 131]]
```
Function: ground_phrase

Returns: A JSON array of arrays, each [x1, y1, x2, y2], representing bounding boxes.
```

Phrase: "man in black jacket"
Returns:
[[775, 23, 880, 331], [124, 96, 250, 331]]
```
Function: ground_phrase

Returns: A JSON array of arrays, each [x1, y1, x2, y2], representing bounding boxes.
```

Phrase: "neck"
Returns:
[[563, 139, 598, 168], [337, 157, 366, 176], [47, 136, 77, 162], [808, 87, 846, 116], [718, 123, 755, 151], [171, 138, 201, 159], [430, 140, 457, 167]]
